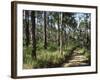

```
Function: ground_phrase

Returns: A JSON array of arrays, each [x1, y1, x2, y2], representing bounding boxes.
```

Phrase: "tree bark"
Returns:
[[31, 11, 36, 59], [57, 13, 60, 46], [44, 11, 47, 49], [25, 10, 30, 46], [59, 13, 63, 54]]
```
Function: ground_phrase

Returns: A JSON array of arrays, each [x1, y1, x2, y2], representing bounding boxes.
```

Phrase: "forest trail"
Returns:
[[62, 49, 89, 67]]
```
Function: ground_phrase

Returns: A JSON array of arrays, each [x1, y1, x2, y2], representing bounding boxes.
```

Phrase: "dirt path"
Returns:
[[62, 49, 89, 67]]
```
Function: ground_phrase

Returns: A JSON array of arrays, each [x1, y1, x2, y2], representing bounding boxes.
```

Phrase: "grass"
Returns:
[[23, 49, 67, 69], [75, 47, 91, 60], [23, 41, 90, 69], [23, 42, 77, 69]]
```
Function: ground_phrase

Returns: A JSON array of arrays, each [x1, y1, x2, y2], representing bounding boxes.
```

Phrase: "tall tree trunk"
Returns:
[[25, 10, 30, 46], [31, 11, 36, 59], [60, 13, 63, 54], [44, 11, 47, 49], [64, 29, 66, 49], [57, 13, 60, 46]]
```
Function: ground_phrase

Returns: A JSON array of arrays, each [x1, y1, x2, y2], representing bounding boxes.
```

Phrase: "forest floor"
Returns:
[[62, 48, 89, 67], [23, 46, 90, 69]]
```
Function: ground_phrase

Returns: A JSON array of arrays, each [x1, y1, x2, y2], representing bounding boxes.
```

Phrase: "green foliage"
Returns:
[[23, 41, 81, 69], [36, 41, 44, 50], [47, 42, 58, 52], [23, 46, 33, 64], [84, 50, 91, 59], [76, 48, 85, 54], [23, 45, 75, 69], [23, 11, 91, 69], [75, 47, 90, 59]]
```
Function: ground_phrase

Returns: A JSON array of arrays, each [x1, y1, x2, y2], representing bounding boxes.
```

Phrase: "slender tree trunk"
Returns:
[[25, 10, 30, 46], [64, 29, 66, 49], [31, 11, 36, 59], [60, 12, 63, 54], [44, 11, 47, 49], [48, 14, 51, 39], [57, 13, 60, 46]]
